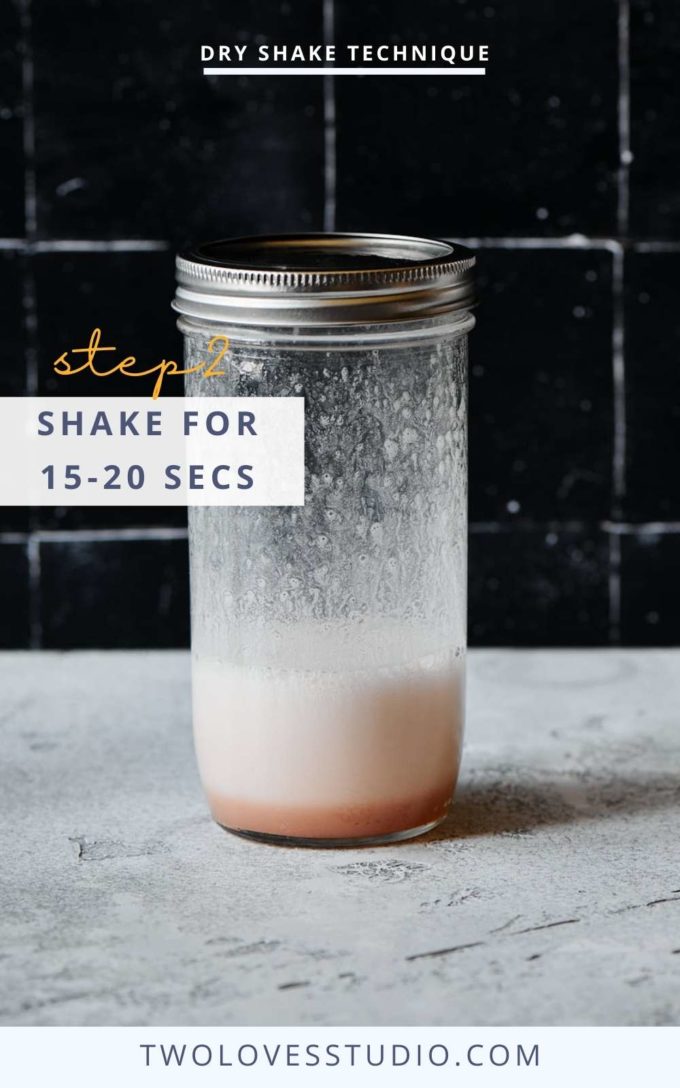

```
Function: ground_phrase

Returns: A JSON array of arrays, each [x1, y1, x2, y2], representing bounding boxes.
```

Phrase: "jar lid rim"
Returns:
[[174, 232, 475, 326]]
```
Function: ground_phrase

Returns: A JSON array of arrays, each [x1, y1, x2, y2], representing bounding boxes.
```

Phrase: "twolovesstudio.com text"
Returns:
[[140, 1040, 539, 1070], [200, 42, 490, 66]]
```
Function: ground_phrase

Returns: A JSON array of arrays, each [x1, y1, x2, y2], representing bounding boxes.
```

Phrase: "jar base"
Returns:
[[214, 815, 447, 849], [206, 787, 454, 846]]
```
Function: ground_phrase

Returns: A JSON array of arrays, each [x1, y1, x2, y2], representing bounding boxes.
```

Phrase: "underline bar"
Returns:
[[203, 67, 487, 76]]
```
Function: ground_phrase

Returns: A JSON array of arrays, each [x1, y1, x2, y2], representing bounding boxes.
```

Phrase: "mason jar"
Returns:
[[173, 233, 475, 846]]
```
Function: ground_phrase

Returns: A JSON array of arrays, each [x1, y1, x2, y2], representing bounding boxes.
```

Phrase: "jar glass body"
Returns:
[[182, 312, 471, 844]]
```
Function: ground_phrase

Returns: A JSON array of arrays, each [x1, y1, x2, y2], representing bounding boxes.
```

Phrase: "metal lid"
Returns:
[[173, 232, 475, 327]]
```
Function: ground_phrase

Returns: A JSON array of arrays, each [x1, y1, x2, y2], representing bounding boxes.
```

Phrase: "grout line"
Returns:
[[603, 521, 680, 535], [617, 0, 631, 237], [32, 239, 170, 253], [0, 532, 29, 544], [451, 235, 623, 253], [19, 0, 42, 647], [26, 535, 42, 649], [18, 0, 37, 239], [604, 2, 630, 642], [475, 521, 680, 536], [610, 0, 631, 645], [470, 521, 680, 536], [2, 522, 678, 548], [0, 238, 170, 253], [608, 532, 621, 643], [322, 0, 337, 231], [468, 522, 512, 534], [34, 527, 189, 543], [632, 241, 680, 253], [18, 0, 39, 398], [0, 236, 679, 255], [469, 520, 590, 534], [611, 245, 627, 511], [21, 257, 38, 396]]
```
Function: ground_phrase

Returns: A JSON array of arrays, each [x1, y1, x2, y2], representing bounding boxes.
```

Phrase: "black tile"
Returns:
[[630, 1, 680, 237], [624, 252, 680, 520], [0, 250, 26, 396], [36, 507, 188, 531], [469, 528, 609, 646], [0, 508, 31, 533], [621, 531, 680, 645], [32, 249, 189, 527], [334, 0, 618, 237], [469, 248, 613, 521], [0, 543, 30, 648], [0, 249, 29, 532], [0, 1, 24, 236], [34, 249, 181, 395], [40, 538, 189, 648], [32, 1, 324, 242]]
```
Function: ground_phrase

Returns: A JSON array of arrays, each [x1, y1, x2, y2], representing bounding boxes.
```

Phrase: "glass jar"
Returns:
[[174, 233, 475, 846]]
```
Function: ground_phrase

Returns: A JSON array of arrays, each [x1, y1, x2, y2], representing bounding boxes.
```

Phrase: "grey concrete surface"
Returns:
[[0, 649, 679, 1026]]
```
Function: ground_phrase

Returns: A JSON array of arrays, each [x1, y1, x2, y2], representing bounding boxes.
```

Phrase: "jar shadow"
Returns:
[[421, 772, 680, 842]]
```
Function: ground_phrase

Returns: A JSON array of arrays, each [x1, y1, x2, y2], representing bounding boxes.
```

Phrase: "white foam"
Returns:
[[192, 630, 464, 809]]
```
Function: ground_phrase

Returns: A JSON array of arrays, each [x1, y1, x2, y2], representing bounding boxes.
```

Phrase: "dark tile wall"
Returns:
[[33, 251, 182, 395], [333, 1, 619, 238], [0, 0, 24, 237], [630, 0, 680, 237], [32, 0, 325, 242], [469, 248, 614, 522], [39, 538, 189, 649], [0, 0, 678, 648], [620, 532, 680, 644], [0, 543, 30, 649], [624, 251, 680, 521], [469, 528, 610, 647]]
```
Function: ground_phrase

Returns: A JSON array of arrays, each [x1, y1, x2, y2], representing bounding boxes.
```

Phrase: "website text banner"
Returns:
[[0, 1026, 676, 1088], [0, 397, 304, 506]]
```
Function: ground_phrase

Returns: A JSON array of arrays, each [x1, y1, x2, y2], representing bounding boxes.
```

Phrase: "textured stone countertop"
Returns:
[[1, 650, 679, 1026]]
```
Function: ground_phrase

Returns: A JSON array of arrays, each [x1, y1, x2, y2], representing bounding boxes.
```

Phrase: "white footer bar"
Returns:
[[0, 1026, 676, 1086]]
